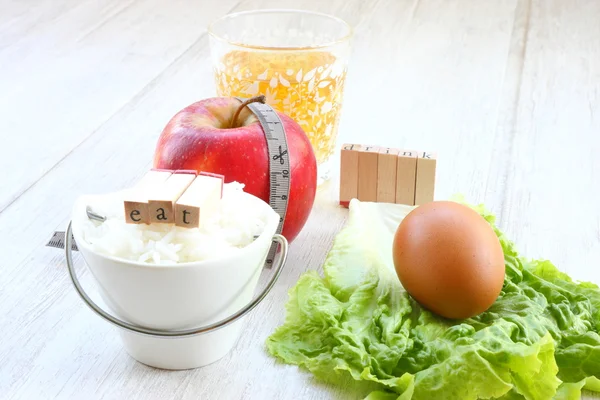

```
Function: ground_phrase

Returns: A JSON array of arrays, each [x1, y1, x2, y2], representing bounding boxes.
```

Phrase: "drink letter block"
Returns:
[[414, 152, 437, 205], [339, 144, 361, 207], [376, 148, 399, 203], [395, 150, 418, 206], [357, 146, 379, 202]]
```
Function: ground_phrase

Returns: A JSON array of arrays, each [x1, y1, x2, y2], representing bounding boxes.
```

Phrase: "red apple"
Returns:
[[153, 97, 317, 243]]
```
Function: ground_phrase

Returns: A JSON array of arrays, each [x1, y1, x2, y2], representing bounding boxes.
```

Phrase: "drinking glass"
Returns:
[[208, 9, 353, 182]]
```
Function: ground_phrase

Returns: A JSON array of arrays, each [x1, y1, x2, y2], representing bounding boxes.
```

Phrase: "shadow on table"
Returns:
[[302, 370, 392, 400]]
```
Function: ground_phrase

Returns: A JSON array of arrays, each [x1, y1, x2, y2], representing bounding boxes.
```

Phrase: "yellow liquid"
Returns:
[[215, 51, 347, 164]]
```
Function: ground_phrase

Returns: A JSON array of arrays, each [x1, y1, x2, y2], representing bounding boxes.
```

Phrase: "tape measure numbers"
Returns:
[[242, 100, 291, 267]]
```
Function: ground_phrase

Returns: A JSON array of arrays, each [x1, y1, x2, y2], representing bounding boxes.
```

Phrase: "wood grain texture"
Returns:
[[0, 0, 598, 399], [493, 0, 600, 285], [376, 148, 398, 203], [395, 150, 418, 206], [0, 0, 240, 212], [414, 152, 437, 205], [357, 146, 380, 202], [339, 144, 361, 205]]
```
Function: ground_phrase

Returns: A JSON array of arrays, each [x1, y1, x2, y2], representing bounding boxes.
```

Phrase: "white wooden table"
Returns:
[[1, 0, 599, 399]]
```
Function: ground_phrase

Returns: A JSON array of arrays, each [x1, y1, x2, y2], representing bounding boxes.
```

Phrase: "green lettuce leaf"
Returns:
[[267, 200, 600, 399]]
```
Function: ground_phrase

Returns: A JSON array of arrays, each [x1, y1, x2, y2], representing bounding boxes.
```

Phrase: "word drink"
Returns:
[[340, 144, 437, 207]]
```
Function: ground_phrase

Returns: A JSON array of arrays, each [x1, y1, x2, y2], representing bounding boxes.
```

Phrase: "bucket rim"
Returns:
[[66, 222, 289, 338]]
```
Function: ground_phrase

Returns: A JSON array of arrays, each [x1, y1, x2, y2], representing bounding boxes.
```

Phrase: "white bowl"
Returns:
[[69, 191, 282, 370]]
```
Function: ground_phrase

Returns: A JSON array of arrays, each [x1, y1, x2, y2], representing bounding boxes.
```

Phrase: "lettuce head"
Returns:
[[267, 200, 600, 400]]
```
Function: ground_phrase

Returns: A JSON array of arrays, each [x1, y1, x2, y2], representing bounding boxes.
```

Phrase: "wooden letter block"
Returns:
[[414, 151, 437, 205], [395, 150, 418, 206], [148, 172, 196, 224], [197, 171, 224, 197], [339, 143, 361, 207], [124, 169, 172, 224], [357, 145, 379, 202], [376, 148, 399, 203], [175, 173, 224, 228]]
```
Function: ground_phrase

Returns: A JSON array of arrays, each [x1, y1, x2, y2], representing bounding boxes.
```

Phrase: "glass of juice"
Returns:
[[208, 9, 353, 183]]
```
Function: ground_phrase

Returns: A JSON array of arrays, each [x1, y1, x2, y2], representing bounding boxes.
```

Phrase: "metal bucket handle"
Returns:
[[65, 222, 288, 338]]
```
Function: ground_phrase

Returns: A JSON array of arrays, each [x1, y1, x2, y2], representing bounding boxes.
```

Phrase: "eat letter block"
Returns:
[[357, 146, 379, 202], [414, 151, 437, 205], [339, 144, 361, 207], [175, 173, 224, 228], [376, 148, 399, 203], [124, 169, 172, 224], [395, 150, 418, 206], [148, 172, 196, 223]]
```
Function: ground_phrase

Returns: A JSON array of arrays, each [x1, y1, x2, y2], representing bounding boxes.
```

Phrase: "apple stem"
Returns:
[[231, 95, 267, 128]]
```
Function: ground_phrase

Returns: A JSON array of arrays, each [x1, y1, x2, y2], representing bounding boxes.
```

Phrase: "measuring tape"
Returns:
[[238, 98, 290, 267]]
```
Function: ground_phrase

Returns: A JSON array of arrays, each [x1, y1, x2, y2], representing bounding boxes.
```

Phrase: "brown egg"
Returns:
[[393, 201, 505, 319]]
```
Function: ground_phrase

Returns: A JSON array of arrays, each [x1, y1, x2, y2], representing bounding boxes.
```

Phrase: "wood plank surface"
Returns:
[[0, 0, 240, 212], [500, 0, 600, 281], [0, 0, 598, 399]]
